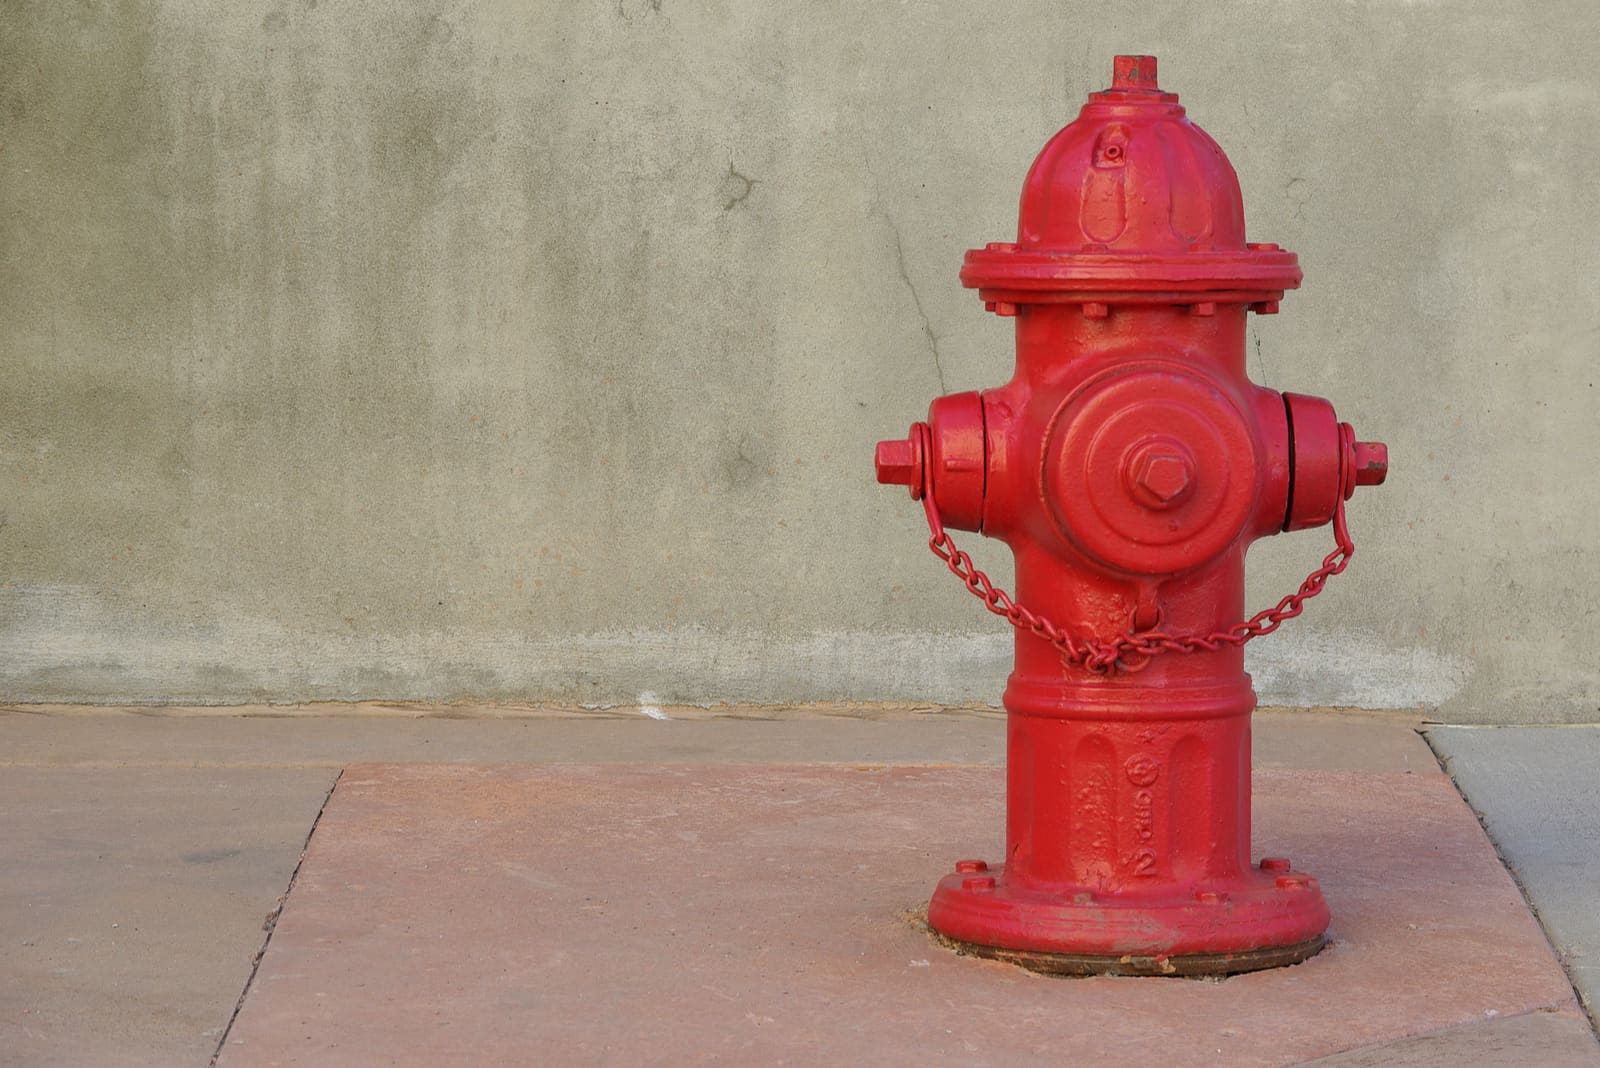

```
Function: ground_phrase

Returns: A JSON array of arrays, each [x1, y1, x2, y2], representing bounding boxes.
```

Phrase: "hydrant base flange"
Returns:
[[930, 929, 1327, 978], [927, 860, 1331, 977]]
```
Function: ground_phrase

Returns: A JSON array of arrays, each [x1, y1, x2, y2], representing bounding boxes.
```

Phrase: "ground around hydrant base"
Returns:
[[219, 762, 1586, 1066], [2, 708, 1596, 1067]]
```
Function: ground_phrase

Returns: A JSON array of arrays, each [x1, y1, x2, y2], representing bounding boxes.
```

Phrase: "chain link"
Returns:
[[911, 424, 1355, 677]]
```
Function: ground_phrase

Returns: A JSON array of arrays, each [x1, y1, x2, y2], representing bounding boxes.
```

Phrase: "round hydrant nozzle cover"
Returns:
[[961, 55, 1302, 305]]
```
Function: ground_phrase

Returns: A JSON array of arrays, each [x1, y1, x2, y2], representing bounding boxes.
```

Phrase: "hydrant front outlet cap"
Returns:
[[872, 55, 1389, 977]]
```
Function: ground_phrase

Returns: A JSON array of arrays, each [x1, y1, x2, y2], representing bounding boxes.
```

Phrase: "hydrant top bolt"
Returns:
[[1111, 54, 1160, 92]]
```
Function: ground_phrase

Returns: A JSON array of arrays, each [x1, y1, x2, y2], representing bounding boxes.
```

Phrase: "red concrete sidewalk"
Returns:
[[218, 763, 1594, 1067]]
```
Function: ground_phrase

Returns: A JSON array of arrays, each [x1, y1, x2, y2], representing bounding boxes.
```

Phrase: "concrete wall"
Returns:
[[1, 1, 1594, 721]]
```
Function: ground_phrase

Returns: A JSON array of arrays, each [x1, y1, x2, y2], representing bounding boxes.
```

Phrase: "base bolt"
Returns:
[[1260, 857, 1292, 873]]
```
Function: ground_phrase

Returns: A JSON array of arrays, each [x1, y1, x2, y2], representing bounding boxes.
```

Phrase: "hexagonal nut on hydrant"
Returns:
[[874, 434, 925, 499], [1129, 447, 1195, 508]]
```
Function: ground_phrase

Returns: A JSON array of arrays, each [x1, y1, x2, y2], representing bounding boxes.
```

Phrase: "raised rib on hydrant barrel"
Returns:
[[874, 55, 1388, 976]]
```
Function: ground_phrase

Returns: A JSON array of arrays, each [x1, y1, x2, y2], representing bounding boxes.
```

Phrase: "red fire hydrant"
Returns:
[[875, 56, 1387, 975]]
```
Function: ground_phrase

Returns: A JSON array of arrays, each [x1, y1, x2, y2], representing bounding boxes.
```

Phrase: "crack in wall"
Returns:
[[862, 146, 949, 397], [1251, 323, 1271, 384], [883, 212, 948, 396]]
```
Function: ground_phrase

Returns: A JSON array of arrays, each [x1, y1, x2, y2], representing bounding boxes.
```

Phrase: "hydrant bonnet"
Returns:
[[962, 55, 1302, 308]]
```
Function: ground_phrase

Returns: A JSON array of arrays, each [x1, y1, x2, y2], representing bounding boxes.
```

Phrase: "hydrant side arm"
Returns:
[[1250, 385, 1292, 539], [923, 392, 987, 533]]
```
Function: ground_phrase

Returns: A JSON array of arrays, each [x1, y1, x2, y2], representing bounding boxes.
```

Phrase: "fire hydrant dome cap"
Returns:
[[961, 56, 1302, 304]]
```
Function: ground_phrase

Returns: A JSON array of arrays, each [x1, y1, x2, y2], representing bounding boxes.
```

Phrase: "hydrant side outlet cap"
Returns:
[[960, 55, 1302, 305]]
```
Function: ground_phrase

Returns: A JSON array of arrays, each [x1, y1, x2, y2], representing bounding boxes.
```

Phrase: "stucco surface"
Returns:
[[1, 2, 1593, 718]]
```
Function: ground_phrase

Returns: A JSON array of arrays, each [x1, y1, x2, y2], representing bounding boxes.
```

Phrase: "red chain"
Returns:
[[912, 425, 1355, 676]]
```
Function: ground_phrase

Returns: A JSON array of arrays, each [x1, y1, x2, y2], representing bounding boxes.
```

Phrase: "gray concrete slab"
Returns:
[[0, 706, 1432, 773], [1428, 725, 1600, 1030], [0, 768, 337, 1067]]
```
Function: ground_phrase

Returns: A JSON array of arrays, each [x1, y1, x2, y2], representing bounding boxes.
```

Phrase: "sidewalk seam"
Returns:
[[1289, 1007, 1590, 1065], [208, 767, 344, 1068], [1421, 728, 1600, 1044]]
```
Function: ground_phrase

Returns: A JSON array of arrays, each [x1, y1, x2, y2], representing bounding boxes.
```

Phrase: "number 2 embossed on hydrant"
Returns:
[[873, 56, 1388, 976]]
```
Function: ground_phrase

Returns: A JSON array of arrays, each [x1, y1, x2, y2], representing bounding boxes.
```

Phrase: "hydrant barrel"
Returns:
[[874, 56, 1387, 976]]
